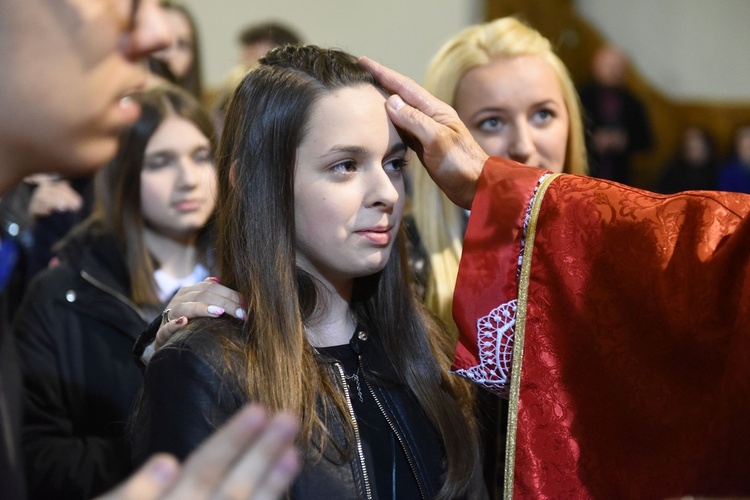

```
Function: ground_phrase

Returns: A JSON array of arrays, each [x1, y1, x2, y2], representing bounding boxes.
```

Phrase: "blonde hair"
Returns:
[[412, 17, 587, 332]]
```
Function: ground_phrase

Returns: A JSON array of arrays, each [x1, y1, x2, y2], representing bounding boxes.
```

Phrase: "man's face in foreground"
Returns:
[[0, 0, 171, 190]]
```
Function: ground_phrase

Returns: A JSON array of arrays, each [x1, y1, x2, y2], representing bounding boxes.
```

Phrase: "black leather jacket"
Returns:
[[13, 226, 155, 499], [132, 317, 480, 499]]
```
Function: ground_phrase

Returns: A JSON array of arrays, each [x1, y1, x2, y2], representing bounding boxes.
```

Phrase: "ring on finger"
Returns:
[[162, 308, 173, 324]]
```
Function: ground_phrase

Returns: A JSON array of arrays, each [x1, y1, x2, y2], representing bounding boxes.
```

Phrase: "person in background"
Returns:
[[717, 124, 750, 194], [406, 18, 588, 496], [152, 1, 205, 99], [0, 0, 299, 498], [411, 16, 587, 336], [3, 31, 200, 326], [238, 21, 302, 67], [13, 85, 217, 499], [133, 45, 485, 499], [578, 45, 654, 185], [210, 21, 303, 137], [0, 173, 89, 324], [655, 126, 717, 193]]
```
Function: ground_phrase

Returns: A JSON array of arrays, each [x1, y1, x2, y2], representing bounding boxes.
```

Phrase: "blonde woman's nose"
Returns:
[[506, 123, 535, 164]]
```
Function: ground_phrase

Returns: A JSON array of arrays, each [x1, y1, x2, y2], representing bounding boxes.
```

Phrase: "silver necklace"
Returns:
[[343, 367, 364, 403]]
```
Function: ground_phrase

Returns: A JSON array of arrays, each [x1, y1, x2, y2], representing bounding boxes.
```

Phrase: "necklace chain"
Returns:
[[343, 368, 364, 402]]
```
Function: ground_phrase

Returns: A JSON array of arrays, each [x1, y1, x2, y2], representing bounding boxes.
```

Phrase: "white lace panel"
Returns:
[[453, 299, 516, 398], [453, 173, 548, 398]]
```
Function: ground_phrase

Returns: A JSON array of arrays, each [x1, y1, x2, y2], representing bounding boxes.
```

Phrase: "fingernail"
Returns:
[[389, 95, 405, 111], [207, 305, 224, 316], [147, 456, 178, 486], [206, 276, 221, 283], [236, 308, 247, 321], [176, 316, 187, 325]]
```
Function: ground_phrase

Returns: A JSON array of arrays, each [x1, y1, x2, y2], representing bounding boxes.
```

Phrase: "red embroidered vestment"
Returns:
[[452, 157, 750, 499]]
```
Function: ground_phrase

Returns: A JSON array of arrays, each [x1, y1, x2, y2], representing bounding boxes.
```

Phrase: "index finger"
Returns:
[[164, 280, 246, 322], [359, 56, 441, 118]]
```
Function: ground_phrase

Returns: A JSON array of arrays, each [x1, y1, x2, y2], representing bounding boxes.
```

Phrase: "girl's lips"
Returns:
[[173, 199, 203, 212], [356, 227, 393, 245]]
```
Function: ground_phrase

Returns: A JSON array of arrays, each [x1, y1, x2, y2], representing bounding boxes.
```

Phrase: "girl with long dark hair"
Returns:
[[133, 45, 484, 499]]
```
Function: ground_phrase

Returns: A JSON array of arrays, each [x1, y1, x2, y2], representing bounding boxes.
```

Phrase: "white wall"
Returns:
[[575, 0, 750, 102], [183, 0, 483, 88], [187, 0, 750, 103]]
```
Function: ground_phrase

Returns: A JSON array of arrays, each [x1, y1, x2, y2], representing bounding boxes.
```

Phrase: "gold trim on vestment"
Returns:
[[503, 173, 560, 499]]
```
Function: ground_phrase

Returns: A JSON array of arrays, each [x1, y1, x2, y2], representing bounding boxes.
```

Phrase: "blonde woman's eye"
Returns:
[[533, 109, 555, 124], [478, 117, 503, 132]]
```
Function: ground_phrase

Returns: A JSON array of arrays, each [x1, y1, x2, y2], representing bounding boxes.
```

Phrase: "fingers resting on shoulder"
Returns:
[[155, 277, 246, 349]]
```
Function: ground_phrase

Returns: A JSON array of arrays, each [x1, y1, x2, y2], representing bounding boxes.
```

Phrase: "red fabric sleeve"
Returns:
[[451, 157, 545, 375], [453, 158, 750, 498]]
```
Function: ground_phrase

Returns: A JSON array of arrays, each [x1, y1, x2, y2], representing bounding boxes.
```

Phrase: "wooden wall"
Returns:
[[485, 0, 750, 188]]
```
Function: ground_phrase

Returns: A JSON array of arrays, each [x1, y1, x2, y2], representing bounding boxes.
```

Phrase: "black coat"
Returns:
[[13, 226, 154, 499], [0, 302, 25, 500], [578, 82, 654, 185], [132, 317, 479, 499]]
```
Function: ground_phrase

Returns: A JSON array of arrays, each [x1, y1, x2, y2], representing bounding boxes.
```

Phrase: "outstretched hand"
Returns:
[[97, 405, 299, 500], [359, 56, 488, 209]]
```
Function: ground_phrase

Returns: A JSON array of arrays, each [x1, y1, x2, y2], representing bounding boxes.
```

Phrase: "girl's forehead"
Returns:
[[297, 86, 399, 160], [307, 85, 389, 127]]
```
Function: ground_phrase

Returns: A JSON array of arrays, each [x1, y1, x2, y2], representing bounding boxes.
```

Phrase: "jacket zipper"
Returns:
[[80, 270, 150, 323], [335, 362, 373, 500], [359, 357, 427, 500]]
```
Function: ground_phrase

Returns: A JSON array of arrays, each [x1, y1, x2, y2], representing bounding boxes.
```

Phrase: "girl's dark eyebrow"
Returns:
[[143, 151, 174, 159], [327, 145, 367, 155], [386, 143, 407, 156], [326, 142, 407, 157]]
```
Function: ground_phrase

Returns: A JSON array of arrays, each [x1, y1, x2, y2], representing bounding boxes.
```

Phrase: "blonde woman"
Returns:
[[411, 17, 587, 334]]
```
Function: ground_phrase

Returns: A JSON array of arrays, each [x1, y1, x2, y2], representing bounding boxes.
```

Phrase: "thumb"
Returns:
[[155, 316, 188, 351]]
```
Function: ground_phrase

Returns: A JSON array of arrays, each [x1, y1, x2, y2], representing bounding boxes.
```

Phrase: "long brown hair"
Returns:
[[91, 84, 216, 305], [215, 45, 481, 498]]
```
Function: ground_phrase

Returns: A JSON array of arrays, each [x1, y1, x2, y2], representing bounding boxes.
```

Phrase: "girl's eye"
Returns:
[[384, 157, 407, 173], [143, 155, 172, 170], [331, 161, 357, 174], [478, 117, 503, 132], [193, 148, 213, 165]]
